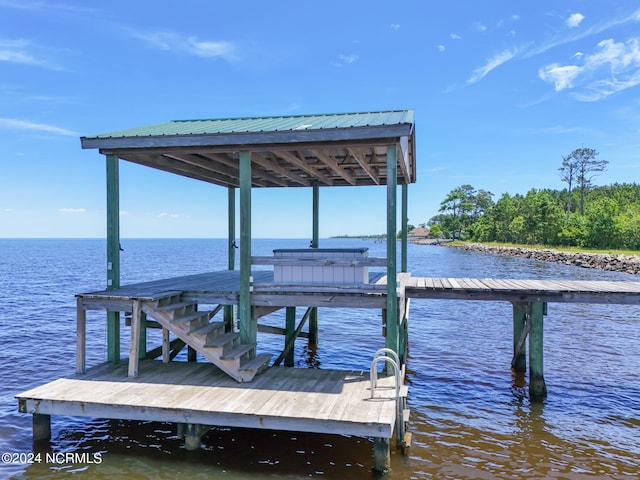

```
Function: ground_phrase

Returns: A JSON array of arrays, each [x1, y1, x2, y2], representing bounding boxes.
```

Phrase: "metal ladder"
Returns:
[[369, 348, 411, 452]]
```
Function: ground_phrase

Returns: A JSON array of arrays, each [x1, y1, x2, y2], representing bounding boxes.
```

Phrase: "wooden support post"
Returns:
[[512, 302, 528, 373], [528, 301, 547, 401], [162, 328, 170, 363], [373, 437, 391, 473], [385, 144, 399, 370], [128, 299, 142, 377], [401, 183, 408, 273], [139, 312, 147, 359], [309, 180, 319, 345], [285, 307, 296, 367], [106, 154, 121, 362], [225, 186, 236, 332], [33, 414, 51, 443], [184, 423, 202, 451], [239, 151, 255, 344], [76, 297, 86, 374]]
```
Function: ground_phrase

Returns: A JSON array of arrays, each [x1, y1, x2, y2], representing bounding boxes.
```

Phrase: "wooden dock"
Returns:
[[17, 271, 640, 471], [17, 360, 400, 439], [405, 277, 640, 304]]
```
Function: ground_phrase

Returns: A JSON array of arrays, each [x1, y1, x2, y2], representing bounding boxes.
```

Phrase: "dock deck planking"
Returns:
[[17, 360, 397, 439]]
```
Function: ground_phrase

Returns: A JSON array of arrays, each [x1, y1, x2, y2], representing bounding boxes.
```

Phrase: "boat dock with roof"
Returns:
[[16, 110, 640, 473]]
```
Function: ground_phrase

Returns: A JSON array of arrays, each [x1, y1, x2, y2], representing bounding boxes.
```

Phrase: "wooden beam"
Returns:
[[202, 152, 290, 187], [128, 299, 142, 377], [347, 147, 380, 185], [251, 152, 311, 186], [273, 150, 333, 185], [164, 152, 270, 187], [122, 152, 236, 187], [310, 149, 357, 185], [397, 137, 410, 183]]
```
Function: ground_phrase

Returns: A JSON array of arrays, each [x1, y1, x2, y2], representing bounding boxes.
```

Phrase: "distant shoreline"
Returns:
[[442, 242, 640, 275]]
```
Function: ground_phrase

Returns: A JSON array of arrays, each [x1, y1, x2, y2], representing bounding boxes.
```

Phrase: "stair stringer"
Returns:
[[140, 295, 270, 382]]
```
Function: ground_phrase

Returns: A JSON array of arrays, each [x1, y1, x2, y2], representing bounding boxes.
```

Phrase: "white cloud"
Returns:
[[450, 33, 461, 40], [331, 53, 359, 67], [158, 212, 185, 219], [59, 208, 86, 214], [0, 118, 78, 136], [468, 49, 517, 84], [538, 63, 582, 90], [390, 24, 400, 30], [475, 22, 487, 33], [135, 32, 236, 61], [567, 13, 585, 28], [0, 39, 62, 70], [539, 37, 640, 100], [438, 45, 446, 53]]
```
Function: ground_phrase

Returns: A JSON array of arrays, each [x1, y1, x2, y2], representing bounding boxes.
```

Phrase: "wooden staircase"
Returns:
[[141, 293, 271, 382]]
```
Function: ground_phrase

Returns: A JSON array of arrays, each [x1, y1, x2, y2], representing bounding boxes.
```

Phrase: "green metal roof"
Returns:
[[80, 109, 416, 188], [85, 110, 414, 139]]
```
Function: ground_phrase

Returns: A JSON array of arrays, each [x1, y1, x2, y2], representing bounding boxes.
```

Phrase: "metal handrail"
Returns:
[[369, 348, 405, 446]]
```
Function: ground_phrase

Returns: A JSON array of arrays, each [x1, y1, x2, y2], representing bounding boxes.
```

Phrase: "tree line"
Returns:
[[428, 148, 640, 250]]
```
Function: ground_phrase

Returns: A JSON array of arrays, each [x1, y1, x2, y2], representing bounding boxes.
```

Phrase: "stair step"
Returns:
[[220, 343, 255, 360], [239, 353, 272, 373], [157, 301, 195, 312], [188, 321, 225, 336], [204, 332, 239, 349], [171, 311, 210, 328]]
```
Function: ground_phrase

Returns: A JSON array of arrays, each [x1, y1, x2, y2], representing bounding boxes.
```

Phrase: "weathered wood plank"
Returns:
[[18, 361, 395, 438]]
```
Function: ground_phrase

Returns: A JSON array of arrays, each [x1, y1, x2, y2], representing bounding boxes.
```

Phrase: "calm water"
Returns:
[[1, 238, 639, 479]]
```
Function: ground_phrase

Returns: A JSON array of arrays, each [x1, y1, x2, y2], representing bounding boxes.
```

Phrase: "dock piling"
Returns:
[[511, 302, 528, 373], [528, 301, 547, 400], [373, 437, 390, 473], [33, 414, 51, 443]]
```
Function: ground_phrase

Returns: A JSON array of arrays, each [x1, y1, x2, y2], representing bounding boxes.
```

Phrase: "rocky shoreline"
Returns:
[[444, 242, 640, 275]]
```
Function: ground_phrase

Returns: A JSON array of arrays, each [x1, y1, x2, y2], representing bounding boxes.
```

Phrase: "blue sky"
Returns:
[[1, 1, 640, 238]]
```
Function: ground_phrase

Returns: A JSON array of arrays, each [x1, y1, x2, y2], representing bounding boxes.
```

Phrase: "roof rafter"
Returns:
[[346, 147, 380, 185], [273, 150, 334, 186], [162, 153, 263, 188], [252, 153, 311, 187], [201, 152, 290, 187], [310, 148, 356, 185]]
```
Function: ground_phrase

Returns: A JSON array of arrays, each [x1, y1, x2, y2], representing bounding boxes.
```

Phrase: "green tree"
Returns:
[[521, 189, 563, 245], [564, 148, 608, 215], [559, 154, 579, 219], [584, 197, 619, 248], [436, 185, 493, 240]]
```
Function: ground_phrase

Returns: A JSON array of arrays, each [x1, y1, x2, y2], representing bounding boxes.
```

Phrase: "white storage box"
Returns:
[[273, 248, 369, 284]]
